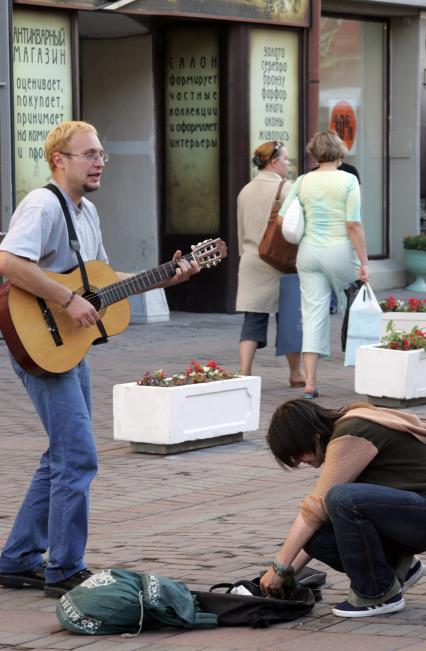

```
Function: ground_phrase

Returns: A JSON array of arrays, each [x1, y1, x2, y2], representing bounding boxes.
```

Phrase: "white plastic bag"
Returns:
[[282, 197, 305, 244], [344, 282, 382, 366]]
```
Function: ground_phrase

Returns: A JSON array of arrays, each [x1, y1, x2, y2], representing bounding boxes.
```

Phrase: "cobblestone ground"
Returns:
[[0, 289, 426, 651]]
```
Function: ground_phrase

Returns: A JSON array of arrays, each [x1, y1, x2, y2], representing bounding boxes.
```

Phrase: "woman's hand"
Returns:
[[357, 264, 369, 283], [260, 566, 285, 597]]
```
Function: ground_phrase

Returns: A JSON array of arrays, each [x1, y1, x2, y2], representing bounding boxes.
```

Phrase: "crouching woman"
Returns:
[[260, 399, 426, 617]]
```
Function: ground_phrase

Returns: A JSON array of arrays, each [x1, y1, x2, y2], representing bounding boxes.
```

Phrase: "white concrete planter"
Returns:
[[113, 376, 261, 453], [355, 344, 426, 405], [381, 312, 426, 337]]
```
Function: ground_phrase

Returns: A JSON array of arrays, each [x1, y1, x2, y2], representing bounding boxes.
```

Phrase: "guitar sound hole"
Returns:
[[83, 291, 102, 312]]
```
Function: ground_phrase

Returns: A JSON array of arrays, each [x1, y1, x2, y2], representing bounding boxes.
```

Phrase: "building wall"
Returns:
[[81, 35, 159, 273], [322, 0, 424, 288], [420, 12, 426, 215], [389, 15, 420, 263]]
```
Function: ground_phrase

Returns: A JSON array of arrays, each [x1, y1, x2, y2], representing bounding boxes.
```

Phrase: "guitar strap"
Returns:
[[44, 183, 108, 344]]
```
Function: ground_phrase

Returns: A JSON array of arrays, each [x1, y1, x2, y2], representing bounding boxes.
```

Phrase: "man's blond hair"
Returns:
[[44, 121, 98, 171]]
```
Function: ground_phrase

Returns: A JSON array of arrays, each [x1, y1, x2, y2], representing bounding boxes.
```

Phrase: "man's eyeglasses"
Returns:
[[60, 152, 110, 163]]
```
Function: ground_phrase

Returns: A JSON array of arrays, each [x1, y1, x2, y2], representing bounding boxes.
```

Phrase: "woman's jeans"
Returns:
[[304, 483, 426, 601], [0, 358, 98, 583]]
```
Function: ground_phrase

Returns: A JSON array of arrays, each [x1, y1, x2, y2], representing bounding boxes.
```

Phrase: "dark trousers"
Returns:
[[303, 483, 426, 599]]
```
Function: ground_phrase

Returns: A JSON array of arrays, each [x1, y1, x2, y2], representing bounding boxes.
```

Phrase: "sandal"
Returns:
[[303, 389, 319, 399], [289, 379, 305, 388]]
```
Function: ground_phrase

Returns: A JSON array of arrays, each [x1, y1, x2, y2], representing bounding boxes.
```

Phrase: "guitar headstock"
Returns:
[[190, 238, 228, 269]]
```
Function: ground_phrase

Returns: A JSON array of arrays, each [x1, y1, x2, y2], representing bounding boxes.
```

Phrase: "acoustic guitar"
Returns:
[[0, 238, 227, 376]]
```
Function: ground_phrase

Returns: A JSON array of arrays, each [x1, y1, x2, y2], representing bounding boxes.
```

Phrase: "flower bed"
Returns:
[[113, 360, 261, 454], [136, 359, 238, 386], [379, 295, 426, 336], [355, 321, 426, 406], [381, 321, 426, 351], [379, 295, 426, 313]]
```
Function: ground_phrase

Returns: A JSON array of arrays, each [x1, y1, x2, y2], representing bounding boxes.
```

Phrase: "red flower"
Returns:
[[191, 359, 204, 374], [407, 298, 421, 312]]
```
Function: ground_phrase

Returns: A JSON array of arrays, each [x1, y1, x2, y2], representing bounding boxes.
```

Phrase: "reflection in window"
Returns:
[[319, 17, 387, 256]]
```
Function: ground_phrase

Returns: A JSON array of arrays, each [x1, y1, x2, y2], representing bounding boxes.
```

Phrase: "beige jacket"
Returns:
[[235, 171, 291, 313]]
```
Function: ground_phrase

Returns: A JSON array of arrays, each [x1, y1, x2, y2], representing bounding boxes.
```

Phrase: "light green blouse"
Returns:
[[279, 170, 361, 246]]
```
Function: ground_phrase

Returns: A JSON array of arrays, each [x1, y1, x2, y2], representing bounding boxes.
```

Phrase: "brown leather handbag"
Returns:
[[258, 180, 298, 274]]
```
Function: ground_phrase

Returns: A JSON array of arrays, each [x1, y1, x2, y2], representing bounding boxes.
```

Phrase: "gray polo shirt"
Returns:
[[0, 181, 108, 273]]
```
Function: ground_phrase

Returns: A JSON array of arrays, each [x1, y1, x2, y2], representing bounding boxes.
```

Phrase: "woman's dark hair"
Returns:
[[267, 399, 345, 469], [252, 140, 284, 170]]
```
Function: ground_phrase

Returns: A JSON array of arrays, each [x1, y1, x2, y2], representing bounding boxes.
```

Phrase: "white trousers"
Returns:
[[297, 241, 360, 355]]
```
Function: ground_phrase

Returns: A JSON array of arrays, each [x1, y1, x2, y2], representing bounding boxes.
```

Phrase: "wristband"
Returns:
[[272, 561, 297, 595], [62, 291, 76, 309], [272, 560, 294, 577]]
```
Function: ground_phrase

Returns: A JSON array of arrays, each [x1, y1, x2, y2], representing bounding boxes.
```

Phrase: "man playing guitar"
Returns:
[[0, 121, 199, 598]]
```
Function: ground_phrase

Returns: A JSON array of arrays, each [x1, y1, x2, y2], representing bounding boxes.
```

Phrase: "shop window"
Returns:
[[319, 17, 387, 257], [164, 28, 220, 235], [12, 8, 73, 205], [249, 28, 300, 180]]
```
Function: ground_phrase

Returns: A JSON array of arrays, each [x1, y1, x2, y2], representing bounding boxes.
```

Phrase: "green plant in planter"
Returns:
[[403, 235, 426, 291], [403, 234, 426, 251], [136, 359, 240, 387], [381, 320, 426, 351]]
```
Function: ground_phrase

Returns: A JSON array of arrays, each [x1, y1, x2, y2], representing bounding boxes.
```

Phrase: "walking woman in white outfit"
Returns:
[[279, 131, 369, 398]]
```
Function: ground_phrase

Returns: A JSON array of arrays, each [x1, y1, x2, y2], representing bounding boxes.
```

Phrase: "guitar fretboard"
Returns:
[[97, 253, 194, 307]]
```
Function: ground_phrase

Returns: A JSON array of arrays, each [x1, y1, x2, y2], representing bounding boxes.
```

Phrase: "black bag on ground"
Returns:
[[192, 567, 326, 628], [341, 279, 364, 352]]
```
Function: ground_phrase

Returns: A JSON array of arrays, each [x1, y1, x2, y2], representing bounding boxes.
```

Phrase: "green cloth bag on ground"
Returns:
[[56, 568, 144, 636], [56, 568, 217, 636]]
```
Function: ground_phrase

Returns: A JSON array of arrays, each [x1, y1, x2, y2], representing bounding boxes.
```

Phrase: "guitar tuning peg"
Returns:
[[191, 245, 195, 251]]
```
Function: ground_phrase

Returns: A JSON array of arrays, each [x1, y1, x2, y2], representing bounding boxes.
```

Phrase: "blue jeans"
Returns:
[[0, 358, 98, 583], [304, 483, 426, 600]]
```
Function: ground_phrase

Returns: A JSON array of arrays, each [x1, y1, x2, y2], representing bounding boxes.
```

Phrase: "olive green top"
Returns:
[[332, 418, 426, 496]]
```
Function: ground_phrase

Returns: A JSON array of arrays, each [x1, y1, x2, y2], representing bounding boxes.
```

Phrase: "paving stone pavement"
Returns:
[[1, 287, 426, 651]]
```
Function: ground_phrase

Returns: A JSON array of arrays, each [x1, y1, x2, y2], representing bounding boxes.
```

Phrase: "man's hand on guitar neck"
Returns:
[[64, 292, 100, 328], [117, 250, 199, 290], [166, 250, 200, 287]]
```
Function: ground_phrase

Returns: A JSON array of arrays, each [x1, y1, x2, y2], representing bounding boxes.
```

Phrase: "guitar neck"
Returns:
[[98, 253, 194, 307]]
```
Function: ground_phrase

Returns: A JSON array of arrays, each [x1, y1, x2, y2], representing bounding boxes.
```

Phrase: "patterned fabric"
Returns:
[[56, 568, 217, 636], [56, 568, 143, 636]]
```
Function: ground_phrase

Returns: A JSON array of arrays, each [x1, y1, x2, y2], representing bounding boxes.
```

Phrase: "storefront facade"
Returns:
[[321, 0, 426, 290], [0, 0, 425, 312]]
